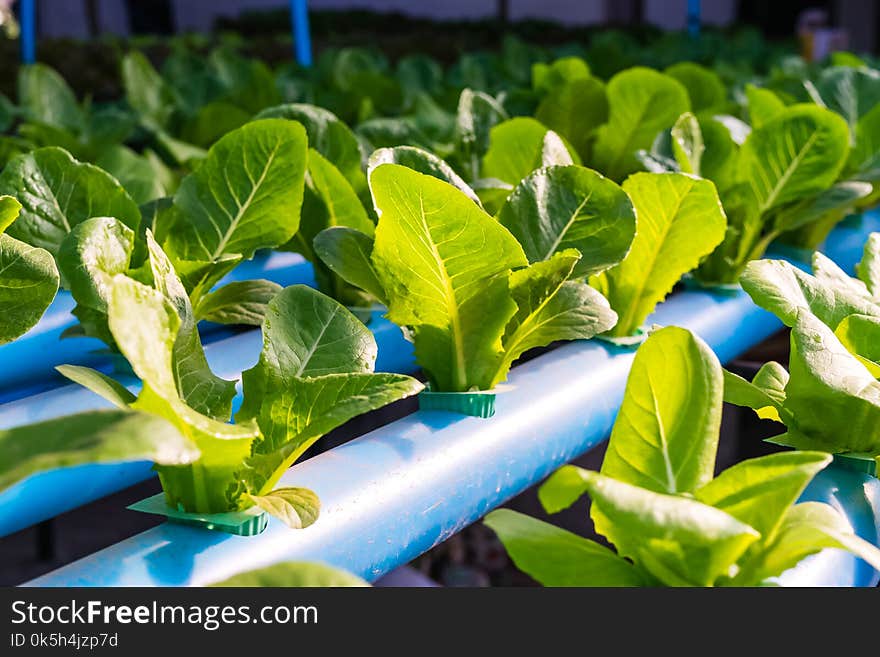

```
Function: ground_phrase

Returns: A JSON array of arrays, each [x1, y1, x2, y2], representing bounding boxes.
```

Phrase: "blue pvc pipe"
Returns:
[[18, 0, 35, 64], [0, 252, 313, 402], [24, 286, 787, 586], [0, 312, 413, 538], [290, 0, 312, 67]]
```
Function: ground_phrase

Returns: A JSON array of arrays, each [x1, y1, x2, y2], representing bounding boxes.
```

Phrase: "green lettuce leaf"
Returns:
[[591, 173, 726, 337]]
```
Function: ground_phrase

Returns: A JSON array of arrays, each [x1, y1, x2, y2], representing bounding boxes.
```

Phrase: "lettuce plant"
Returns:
[[691, 104, 863, 283], [724, 236, 880, 464], [6, 118, 308, 347], [0, 235, 422, 525], [591, 67, 691, 182], [316, 162, 621, 392], [0, 195, 59, 343], [590, 172, 727, 337], [210, 562, 369, 587], [486, 327, 880, 586]]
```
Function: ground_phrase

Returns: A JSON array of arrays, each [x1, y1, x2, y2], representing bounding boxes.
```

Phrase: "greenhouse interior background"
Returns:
[[0, 0, 879, 592]]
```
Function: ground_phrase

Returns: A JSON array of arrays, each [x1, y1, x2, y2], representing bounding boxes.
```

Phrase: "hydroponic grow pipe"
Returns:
[[0, 252, 315, 402], [23, 287, 790, 586], [0, 312, 414, 538]]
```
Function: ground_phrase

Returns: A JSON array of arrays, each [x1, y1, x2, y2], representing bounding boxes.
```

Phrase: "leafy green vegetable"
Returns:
[[193, 279, 282, 326], [0, 410, 199, 494], [0, 147, 140, 256], [665, 62, 727, 113], [164, 118, 307, 263], [0, 195, 59, 344], [488, 327, 880, 586], [17, 64, 84, 133], [728, 242, 880, 463], [285, 147, 375, 311], [453, 89, 508, 182], [210, 562, 369, 587], [592, 68, 690, 182], [697, 104, 855, 283], [32, 258, 422, 522], [534, 76, 607, 163], [497, 164, 635, 278], [591, 172, 726, 337], [481, 118, 576, 188], [321, 163, 616, 392]]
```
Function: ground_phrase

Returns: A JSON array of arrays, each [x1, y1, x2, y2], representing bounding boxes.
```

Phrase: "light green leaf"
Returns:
[[722, 363, 788, 422], [57, 217, 134, 312], [592, 173, 726, 337], [856, 232, 880, 296], [0, 194, 20, 234], [670, 112, 704, 175], [744, 84, 785, 128], [772, 181, 872, 236], [236, 285, 422, 493], [312, 227, 386, 304], [454, 89, 508, 181], [482, 118, 575, 187], [17, 63, 83, 133], [498, 165, 636, 278], [193, 279, 282, 326], [601, 326, 722, 494], [370, 164, 527, 391], [583, 470, 760, 587], [256, 103, 365, 193], [785, 311, 880, 454], [535, 76, 608, 162], [210, 562, 369, 587], [665, 62, 726, 113], [836, 314, 880, 374], [0, 147, 141, 256], [739, 258, 880, 330], [143, 233, 237, 418], [122, 51, 179, 129], [484, 508, 647, 587], [96, 145, 168, 205], [0, 233, 59, 344], [593, 67, 690, 182], [814, 66, 880, 136], [746, 501, 880, 582], [695, 451, 831, 539], [0, 410, 198, 493], [368, 146, 481, 207], [247, 487, 320, 529], [166, 119, 307, 262], [294, 148, 373, 263], [739, 105, 850, 215], [56, 364, 136, 409], [492, 250, 616, 387], [107, 275, 257, 512], [532, 57, 591, 94]]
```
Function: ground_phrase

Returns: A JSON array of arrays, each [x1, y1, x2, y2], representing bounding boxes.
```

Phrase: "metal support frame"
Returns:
[[18, 0, 36, 63], [290, 0, 312, 67]]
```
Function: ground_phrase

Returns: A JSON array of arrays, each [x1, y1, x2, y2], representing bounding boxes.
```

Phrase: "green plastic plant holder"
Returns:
[[418, 387, 496, 418], [128, 493, 269, 536], [831, 452, 878, 477]]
